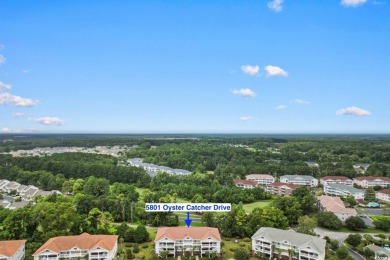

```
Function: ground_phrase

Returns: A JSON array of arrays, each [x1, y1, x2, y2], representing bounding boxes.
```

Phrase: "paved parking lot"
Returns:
[[361, 208, 385, 216]]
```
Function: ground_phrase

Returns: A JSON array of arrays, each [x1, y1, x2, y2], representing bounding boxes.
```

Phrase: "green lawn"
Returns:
[[178, 221, 206, 227], [176, 197, 191, 203], [243, 200, 273, 213], [222, 238, 257, 259], [118, 228, 157, 259], [135, 187, 152, 199]]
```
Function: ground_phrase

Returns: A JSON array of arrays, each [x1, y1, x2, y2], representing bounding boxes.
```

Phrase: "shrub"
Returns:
[[141, 244, 148, 249], [243, 238, 251, 242], [239, 242, 246, 247], [133, 243, 140, 253]]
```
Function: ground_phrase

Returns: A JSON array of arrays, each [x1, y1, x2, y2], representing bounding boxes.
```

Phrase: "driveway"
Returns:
[[346, 246, 365, 260], [359, 215, 375, 228]]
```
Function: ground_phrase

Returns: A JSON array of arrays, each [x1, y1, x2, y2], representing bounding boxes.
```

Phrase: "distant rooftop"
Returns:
[[280, 175, 316, 181], [327, 183, 363, 194]]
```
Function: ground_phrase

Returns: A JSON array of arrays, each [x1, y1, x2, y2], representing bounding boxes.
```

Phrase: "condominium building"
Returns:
[[233, 179, 258, 189], [245, 174, 275, 186], [323, 183, 364, 200], [280, 175, 318, 187], [0, 240, 26, 260], [266, 182, 300, 196], [353, 176, 390, 189], [155, 227, 221, 258], [251, 227, 326, 260], [32, 233, 118, 260], [320, 176, 353, 186], [317, 195, 357, 221], [376, 188, 390, 202], [127, 158, 192, 177]]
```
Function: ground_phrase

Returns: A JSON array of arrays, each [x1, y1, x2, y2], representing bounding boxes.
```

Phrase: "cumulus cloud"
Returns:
[[0, 93, 36, 107], [291, 99, 310, 105], [232, 88, 256, 98], [1, 128, 39, 133], [264, 65, 288, 77], [336, 106, 371, 116], [0, 92, 37, 107], [268, 0, 284, 12], [240, 65, 260, 76], [240, 116, 254, 121], [276, 105, 287, 110], [0, 81, 12, 91], [0, 55, 5, 65], [341, 0, 367, 7], [30, 117, 65, 125]]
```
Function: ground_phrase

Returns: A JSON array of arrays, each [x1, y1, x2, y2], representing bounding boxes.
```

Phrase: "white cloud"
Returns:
[[240, 116, 254, 121], [336, 106, 371, 116], [268, 0, 284, 12], [0, 81, 12, 91], [1, 128, 39, 133], [341, 0, 367, 7], [291, 99, 310, 105], [31, 117, 65, 125], [276, 105, 287, 110], [264, 65, 288, 77], [232, 88, 256, 98], [0, 55, 5, 65], [0, 92, 37, 107], [22, 69, 31, 74], [240, 65, 260, 76]]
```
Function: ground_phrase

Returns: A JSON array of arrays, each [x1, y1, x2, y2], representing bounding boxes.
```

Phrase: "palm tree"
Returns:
[[287, 248, 293, 260], [271, 244, 276, 259], [255, 251, 266, 259], [276, 248, 282, 260]]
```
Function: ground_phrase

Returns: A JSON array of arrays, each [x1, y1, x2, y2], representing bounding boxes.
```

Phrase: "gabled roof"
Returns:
[[280, 175, 316, 181], [318, 195, 357, 214], [377, 188, 390, 195], [0, 240, 26, 257], [246, 174, 274, 179], [270, 182, 300, 189], [326, 183, 363, 194], [155, 227, 221, 242], [33, 233, 118, 255], [353, 176, 390, 181], [251, 227, 325, 256], [320, 176, 351, 181], [233, 179, 257, 186]]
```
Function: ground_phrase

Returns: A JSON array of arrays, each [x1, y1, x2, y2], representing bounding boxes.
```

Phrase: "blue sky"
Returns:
[[0, 0, 389, 133]]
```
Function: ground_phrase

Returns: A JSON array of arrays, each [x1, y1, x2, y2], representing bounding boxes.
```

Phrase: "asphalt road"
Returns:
[[346, 245, 365, 260], [314, 227, 375, 260]]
